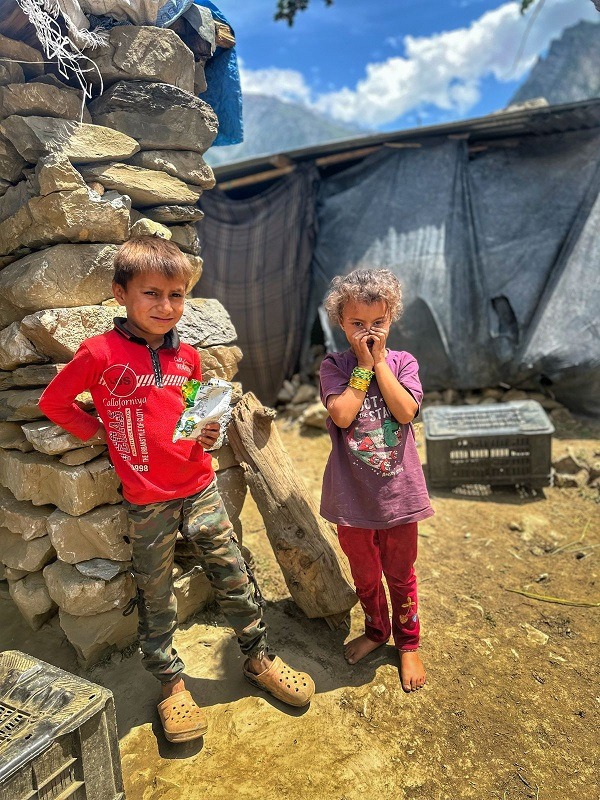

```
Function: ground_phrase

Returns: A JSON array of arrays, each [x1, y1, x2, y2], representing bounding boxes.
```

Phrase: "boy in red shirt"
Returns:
[[39, 237, 314, 742]]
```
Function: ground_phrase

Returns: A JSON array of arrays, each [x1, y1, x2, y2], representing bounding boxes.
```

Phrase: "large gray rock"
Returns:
[[0, 244, 118, 327], [144, 205, 204, 224], [78, 162, 202, 207], [185, 255, 203, 290], [8, 571, 57, 630], [0, 188, 130, 256], [0, 421, 33, 451], [0, 59, 24, 87], [85, 26, 195, 92], [177, 298, 237, 347], [59, 606, 138, 667], [129, 217, 171, 239], [44, 560, 134, 616], [21, 419, 104, 455], [4, 566, 27, 581], [0, 322, 46, 371], [0, 83, 89, 122], [89, 81, 218, 154], [0, 364, 63, 389], [168, 224, 201, 255], [0, 132, 26, 182], [0, 486, 52, 540], [128, 150, 215, 188], [35, 153, 87, 195], [20, 305, 123, 362], [196, 345, 242, 381], [0, 388, 44, 421], [0, 528, 55, 571], [0, 449, 121, 516], [47, 504, 131, 564], [59, 446, 106, 465], [75, 559, 130, 581], [0, 34, 43, 79], [0, 175, 37, 223], [0, 116, 140, 164]]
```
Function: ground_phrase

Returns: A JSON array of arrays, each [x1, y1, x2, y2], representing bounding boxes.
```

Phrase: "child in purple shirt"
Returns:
[[319, 268, 434, 692]]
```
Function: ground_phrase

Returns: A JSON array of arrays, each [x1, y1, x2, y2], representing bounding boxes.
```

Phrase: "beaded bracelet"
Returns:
[[348, 366, 374, 392]]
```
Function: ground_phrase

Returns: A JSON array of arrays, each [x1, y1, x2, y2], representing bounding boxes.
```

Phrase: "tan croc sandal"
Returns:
[[243, 655, 315, 708], [157, 690, 208, 743]]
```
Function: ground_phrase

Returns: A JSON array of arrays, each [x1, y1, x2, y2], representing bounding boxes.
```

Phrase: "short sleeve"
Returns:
[[319, 355, 349, 406], [396, 353, 424, 407]]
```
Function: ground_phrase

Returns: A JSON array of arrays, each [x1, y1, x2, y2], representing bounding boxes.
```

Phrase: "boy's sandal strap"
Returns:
[[243, 655, 315, 708], [157, 690, 208, 743]]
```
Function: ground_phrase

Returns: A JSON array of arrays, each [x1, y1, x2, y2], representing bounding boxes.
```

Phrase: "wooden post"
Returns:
[[228, 393, 357, 627]]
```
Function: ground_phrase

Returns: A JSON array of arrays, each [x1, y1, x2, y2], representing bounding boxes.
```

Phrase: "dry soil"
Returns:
[[1, 415, 598, 800]]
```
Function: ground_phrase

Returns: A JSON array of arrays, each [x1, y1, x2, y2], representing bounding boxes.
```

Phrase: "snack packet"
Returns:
[[173, 378, 232, 447]]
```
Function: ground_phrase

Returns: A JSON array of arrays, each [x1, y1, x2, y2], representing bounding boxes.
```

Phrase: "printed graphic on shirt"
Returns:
[[99, 361, 191, 471], [347, 394, 403, 477], [101, 364, 138, 397]]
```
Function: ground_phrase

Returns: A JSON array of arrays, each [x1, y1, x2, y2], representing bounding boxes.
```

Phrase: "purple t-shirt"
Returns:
[[319, 349, 434, 529]]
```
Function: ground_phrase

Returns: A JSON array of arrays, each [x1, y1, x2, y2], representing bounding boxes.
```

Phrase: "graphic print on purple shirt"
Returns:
[[319, 348, 434, 529], [348, 395, 404, 476]]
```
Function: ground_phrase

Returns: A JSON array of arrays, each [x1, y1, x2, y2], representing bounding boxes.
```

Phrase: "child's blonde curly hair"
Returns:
[[324, 268, 403, 325]]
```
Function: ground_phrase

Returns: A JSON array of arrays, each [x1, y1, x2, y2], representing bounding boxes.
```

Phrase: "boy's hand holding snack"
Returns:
[[173, 378, 232, 449]]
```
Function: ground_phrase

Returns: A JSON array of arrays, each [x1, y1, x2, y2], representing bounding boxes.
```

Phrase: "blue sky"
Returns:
[[216, 0, 598, 131]]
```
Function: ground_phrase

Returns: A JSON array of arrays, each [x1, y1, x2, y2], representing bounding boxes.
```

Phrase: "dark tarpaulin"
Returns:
[[518, 167, 600, 416], [309, 131, 600, 415], [310, 141, 496, 390], [195, 165, 319, 405], [467, 129, 600, 379]]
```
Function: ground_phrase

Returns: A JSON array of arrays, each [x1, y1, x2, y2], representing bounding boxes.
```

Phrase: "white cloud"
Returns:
[[238, 60, 312, 104], [240, 0, 598, 127]]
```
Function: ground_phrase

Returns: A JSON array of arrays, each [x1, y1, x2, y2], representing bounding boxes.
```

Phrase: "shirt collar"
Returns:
[[113, 317, 180, 350]]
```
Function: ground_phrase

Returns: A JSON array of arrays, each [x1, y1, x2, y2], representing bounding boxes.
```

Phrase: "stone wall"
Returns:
[[0, 25, 247, 666]]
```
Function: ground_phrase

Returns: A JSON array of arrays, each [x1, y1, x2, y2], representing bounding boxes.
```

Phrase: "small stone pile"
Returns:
[[0, 25, 247, 666]]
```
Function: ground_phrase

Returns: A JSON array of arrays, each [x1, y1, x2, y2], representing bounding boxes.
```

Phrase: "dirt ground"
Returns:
[[1, 414, 599, 800]]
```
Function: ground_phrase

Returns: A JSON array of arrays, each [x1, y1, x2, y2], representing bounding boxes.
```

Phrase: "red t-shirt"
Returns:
[[38, 320, 214, 506]]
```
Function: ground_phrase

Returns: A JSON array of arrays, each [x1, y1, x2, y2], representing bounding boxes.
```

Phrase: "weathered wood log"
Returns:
[[228, 392, 357, 625]]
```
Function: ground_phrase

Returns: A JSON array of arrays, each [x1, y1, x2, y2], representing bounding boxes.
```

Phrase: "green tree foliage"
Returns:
[[520, 0, 538, 12], [275, 0, 334, 26]]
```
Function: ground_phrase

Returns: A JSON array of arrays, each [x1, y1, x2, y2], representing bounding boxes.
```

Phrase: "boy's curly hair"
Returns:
[[324, 268, 403, 325]]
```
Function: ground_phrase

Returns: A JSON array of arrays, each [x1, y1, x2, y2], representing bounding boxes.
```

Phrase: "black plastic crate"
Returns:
[[0, 651, 124, 800], [422, 400, 554, 488]]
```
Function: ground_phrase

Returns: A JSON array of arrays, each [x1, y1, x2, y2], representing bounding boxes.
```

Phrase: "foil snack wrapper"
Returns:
[[173, 378, 233, 448]]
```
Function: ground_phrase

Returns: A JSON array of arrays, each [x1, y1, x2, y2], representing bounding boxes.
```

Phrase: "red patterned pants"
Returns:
[[337, 522, 420, 651]]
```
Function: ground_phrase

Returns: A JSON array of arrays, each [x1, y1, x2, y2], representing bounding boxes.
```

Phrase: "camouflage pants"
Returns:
[[123, 479, 267, 684]]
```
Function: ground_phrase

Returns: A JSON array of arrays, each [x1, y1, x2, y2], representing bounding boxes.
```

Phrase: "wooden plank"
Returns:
[[315, 145, 381, 167], [217, 165, 296, 191], [229, 393, 357, 623], [214, 22, 235, 49]]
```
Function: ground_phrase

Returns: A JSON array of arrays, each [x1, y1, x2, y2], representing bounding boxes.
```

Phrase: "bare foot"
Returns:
[[161, 676, 187, 700], [344, 634, 386, 665], [399, 651, 426, 693]]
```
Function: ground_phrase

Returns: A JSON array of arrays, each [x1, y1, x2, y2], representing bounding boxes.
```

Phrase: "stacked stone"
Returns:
[[0, 26, 246, 666]]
